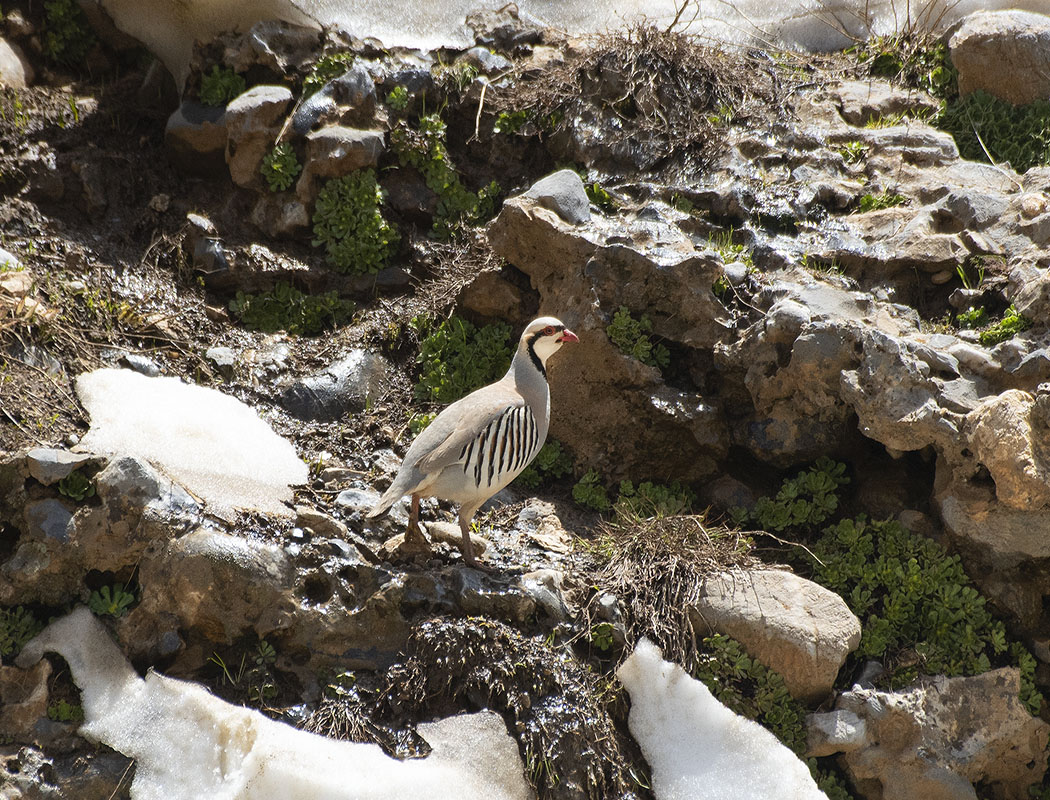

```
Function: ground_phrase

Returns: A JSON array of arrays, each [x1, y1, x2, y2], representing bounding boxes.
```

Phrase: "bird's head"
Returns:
[[522, 316, 579, 368]]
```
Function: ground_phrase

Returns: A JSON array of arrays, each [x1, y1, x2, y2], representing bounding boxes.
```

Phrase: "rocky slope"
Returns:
[[2, 3, 1050, 799]]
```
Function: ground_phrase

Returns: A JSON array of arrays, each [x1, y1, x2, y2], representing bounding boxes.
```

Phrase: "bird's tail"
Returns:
[[366, 485, 399, 519]]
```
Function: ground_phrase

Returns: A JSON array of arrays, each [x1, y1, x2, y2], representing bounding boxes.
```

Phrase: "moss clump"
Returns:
[[573, 468, 612, 512], [857, 192, 907, 213], [411, 316, 512, 403], [260, 143, 302, 192], [607, 306, 669, 369], [849, 34, 957, 99], [199, 65, 246, 107], [978, 305, 1033, 346], [937, 90, 1050, 173], [229, 282, 354, 336], [311, 170, 398, 274]]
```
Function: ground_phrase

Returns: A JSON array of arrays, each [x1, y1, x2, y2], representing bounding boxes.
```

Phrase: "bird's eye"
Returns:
[[543, 326, 556, 336]]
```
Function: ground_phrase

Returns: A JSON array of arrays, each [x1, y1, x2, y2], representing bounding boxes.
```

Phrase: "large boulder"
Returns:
[[950, 10, 1050, 106], [224, 85, 294, 188]]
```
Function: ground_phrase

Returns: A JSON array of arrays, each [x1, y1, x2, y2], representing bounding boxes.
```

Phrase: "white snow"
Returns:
[[15, 608, 533, 800], [76, 368, 308, 518], [97, 0, 1050, 88], [617, 638, 828, 800]]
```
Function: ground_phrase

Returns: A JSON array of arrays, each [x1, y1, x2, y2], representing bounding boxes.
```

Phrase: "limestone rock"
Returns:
[[966, 390, 1050, 510], [164, 101, 227, 174], [828, 79, 940, 127], [0, 36, 32, 89], [0, 659, 51, 741], [26, 448, 95, 486], [523, 169, 590, 225], [690, 569, 861, 703], [295, 126, 385, 203], [805, 709, 865, 758], [950, 10, 1050, 106], [826, 669, 1050, 799], [280, 349, 392, 421], [224, 85, 294, 187]]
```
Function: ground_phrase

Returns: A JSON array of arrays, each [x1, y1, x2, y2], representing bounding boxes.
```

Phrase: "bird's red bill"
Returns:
[[557, 329, 579, 343]]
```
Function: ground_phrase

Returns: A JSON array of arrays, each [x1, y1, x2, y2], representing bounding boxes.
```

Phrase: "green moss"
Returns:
[[733, 457, 849, 532], [585, 182, 617, 213], [229, 282, 354, 336], [979, 305, 1033, 346], [515, 438, 574, 489], [849, 34, 957, 99], [937, 90, 1050, 173], [607, 306, 670, 370], [809, 516, 1042, 711], [572, 468, 611, 512], [390, 114, 500, 239], [493, 109, 529, 134], [0, 606, 44, 658], [47, 699, 84, 723], [260, 143, 302, 192], [42, 0, 96, 66], [411, 316, 512, 403], [304, 52, 355, 98], [311, 170, 398, 274], [199, 65, 246, 107]]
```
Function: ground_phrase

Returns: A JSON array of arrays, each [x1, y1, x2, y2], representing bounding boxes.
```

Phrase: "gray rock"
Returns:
[[764, 299, 811, 345], [224, 85, 294, 187], [226, 20, 321, 75], [27, 448, 95, 485], [249, 194, 310, 236], [164, 102, 227, 175], [296, 126, 385, 203], [519, 569, 571, 621], [119, 353, 161, 377], [458, 46, 513, 75], [292, 62, 376, 133], [452, 566, 535, 622], [829, 79, 940, 127], [281, 349, 392, 420], [523, 169, 591, 225], [951, 10, 1050, 106], [0, 35, 32, 89], [25, 499, 74, 542], [205, 346, 237, 376], [805, 709, 866, 757]]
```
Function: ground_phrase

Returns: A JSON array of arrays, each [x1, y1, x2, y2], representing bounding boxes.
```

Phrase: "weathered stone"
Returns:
[[0, 659, 51, 741], [452, 566, 535, 622], [457, 46, 513, 75], [249, 194, 310, 236], [280, 349, 392, 421], [0, 35, 32, 89], [164, 101, 227, 175], [829, 669, 1049, 799], [519, 569, 572, 621], [805, 708, 866, 757], [523, 169, 590, 225], [459, 269, 526, 320], [296, 126, 385, 203], [224, 85, 294, 187], [690, 569, 861, 703], [225, 20, 321, 75], [950, 10, 1050, 106], [967, 390, 1050, 510], [25, 499, 73, 543], [828, 79, 940, 127], [26, 448, 95, 485]]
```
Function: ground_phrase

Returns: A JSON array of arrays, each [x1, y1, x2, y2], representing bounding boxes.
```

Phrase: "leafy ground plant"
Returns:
[[607, 306, 670, 369], [978, 305, 1032, 346], [615, 479, 695, 519], [573, 468, 611, 512], [199, 65, 246, 107], [411, 315, 512, 403], [229, 282, 354, 336], [260, 143, 302, 192], [936, 90, 1050, 173], [312, 170, 398, 274], [733, 457, 849, 532], [0, 606, 44, 658], [515, 438, 574, 489], [88, 583, 135, 618], [857, 192, 907, 212], [43, 0, 96, 66], [304, 52, 355, 97], [57, 468, 94, 501]]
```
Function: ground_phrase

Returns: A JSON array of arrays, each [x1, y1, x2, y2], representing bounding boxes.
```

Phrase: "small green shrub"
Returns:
[[260, 143, 302, 192], [408, 411, 436, 435], [735, 457, 850, 532], [573, 468, 611, 512], [979, 305, 1033, 346], [209, 639, 278, 705], [312, 170, 398, 274], [391, 114, 500, 238], [955, 306, 988, 329], [304, 52, 355, 97], [386, 85, 410, 111], [670, 193, 695, 213], [411, 316, 512, 403], [849, 35, 957, 99], [515, 438, 574, 489], [434, 61, 478, 93], [199, 65, 246, 107], [42, 0, 96, 66], [607, 306, 670, 370], [88, 583, 135, 618], [494, 109, 529, 134], [937, 90, 1050, 173], [590, 622, 616, 651], [48, 699, 84, 723], [809, 516, 1042, 712], [0, 606, 44, 658], [857, 192, 907, 212], [586, 182, 617, 213], [615, 479, 695, 519], [229, 282, 354, 336], [57, 469, 94, 501]]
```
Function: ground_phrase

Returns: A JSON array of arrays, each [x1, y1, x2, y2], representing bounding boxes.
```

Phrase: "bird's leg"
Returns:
[[458, 511, 478, 568], [405, 494, 430, 550]]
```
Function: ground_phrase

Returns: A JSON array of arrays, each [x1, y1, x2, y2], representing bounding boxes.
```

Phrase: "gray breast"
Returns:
[[458, 404, 542, 490]]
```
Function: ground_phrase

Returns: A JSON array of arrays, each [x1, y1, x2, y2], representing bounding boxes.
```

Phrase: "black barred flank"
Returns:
[[460, 405, 542, 490]]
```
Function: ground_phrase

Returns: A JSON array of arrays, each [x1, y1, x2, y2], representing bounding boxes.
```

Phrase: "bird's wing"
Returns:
[[412, 387, 526, 475]]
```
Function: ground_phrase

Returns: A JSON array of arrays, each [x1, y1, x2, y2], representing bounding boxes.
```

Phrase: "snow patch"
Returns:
[[76, 368, 307, 518], [16, 608, 533, 800], [617, 638, 827, 800]]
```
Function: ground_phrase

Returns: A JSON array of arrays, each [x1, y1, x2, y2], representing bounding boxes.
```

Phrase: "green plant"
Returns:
[[57, 469, 94, 501], [857, 192, 907, 212], [199, 65, 246, 107], [670, 193, 695, 213], [312, 170, 399, 274], [615, 480, 695, 519], [936, 90, 1050, 173], [849, 34, 957, 99], [0, 606, 44, 658], [607, 306, 670, 370], [260, 142, 302, 192], [304, 51, 355, 97], [590, 622, 616, 651], [515, 439, 574, 489], [229, 282, 354, 336], [88, 583, 135, 618], [390, 114, 500, 238], [864, 112, 908, 129], [712, 274, 732, 299], [955, 306, 988, 329], [411, 316, 512, 403], [494, 109, 529, 134], [979, 305, 1033, 346], [434, 61, 478, 93], [408, 411, 436, 435], [809, 516, 1042, 712], [956, 262, 984, 290], [47, 699, 84, 723], [735, 457, 849, 533], [209, 638, 278, 705], [586, 182, 617, 213], [707, 228, 754, 269], [573, 468, 611, 512], [42, 0, 96, 66], [838, 141, 868, 163], [386, 85, 410, 111]]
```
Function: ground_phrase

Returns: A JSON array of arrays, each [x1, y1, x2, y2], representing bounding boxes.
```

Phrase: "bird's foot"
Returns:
[[380, 523, 433, 561]]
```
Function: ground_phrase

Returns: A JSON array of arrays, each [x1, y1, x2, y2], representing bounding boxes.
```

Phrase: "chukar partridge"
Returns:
[[368, 316, 578, 566]]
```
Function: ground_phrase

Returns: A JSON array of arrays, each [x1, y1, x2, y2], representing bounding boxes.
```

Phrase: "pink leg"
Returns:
[[406, 494, 429, 548], [458, 511, 478, 567]]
